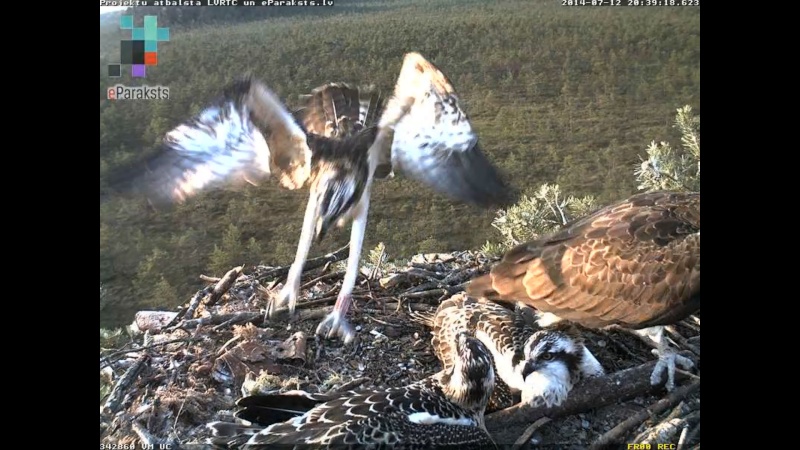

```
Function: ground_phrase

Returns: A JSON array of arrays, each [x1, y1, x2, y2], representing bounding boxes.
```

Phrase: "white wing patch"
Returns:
[[164, 103, 272, 202], [392, 92, 476, 157], [374, 52, 515, 209], [406, 412, 475, 427], [127, 76, 314, 207]]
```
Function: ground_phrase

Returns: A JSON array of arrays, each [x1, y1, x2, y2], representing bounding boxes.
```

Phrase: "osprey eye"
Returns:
[[540, 352, 554, 361]]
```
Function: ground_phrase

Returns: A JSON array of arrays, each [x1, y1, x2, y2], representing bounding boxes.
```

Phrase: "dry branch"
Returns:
[[512, 417, 552, 450], [301, 270, 346, 289], [101, 338, 199, 366], [665, 325, 701, 357], [103, 249, 699, 448], [485, 361, 691, 444], [174, 312, 262, 330], [637, 410, 700, 446], [181, 286, 213, 320], [399, 282, 468, 299], [102, 354, 149, 415], [255, 244, 350, 282], [205, 265, 244, 307], [333, 376, 371, 393], [588, 379, 701, 449]]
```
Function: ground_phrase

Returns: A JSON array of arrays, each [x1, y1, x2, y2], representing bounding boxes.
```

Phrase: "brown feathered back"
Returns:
[[467, 191, 700, 329], [292, 83, 393, 180]]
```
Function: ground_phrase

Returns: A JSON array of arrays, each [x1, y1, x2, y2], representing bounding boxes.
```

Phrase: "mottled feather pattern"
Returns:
[[119, 76, 312, 207], [373, 53, 518, 208], [306, 130, 375, 240], [292, 83, 382, 240], [207, 333, 498, 449], [115, 52, 515, 215], [296, 82, 383, 140], [410, 294, 531, 411], [468, 191, 700, 329]]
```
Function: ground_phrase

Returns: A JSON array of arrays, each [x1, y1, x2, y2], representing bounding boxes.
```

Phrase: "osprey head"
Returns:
[[519, 328, 584, 408]]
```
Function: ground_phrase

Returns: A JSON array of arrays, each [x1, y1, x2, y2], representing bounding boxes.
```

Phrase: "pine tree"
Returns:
[[634, 105, 700, 193], [483, 105, 700, 257]]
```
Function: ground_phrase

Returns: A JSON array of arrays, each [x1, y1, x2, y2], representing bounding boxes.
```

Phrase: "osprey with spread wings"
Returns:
[[118, 52, 516, 344]]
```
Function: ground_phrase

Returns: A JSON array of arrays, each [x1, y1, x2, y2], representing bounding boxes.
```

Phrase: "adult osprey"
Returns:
[[410, 293, 604, 410], [121, 53, 516, 343], [467, 190, 700, 391], [206, 332, 498, 449]]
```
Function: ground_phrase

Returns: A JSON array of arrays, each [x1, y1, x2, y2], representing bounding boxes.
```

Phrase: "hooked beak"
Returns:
[[521, 360, 536, 380]]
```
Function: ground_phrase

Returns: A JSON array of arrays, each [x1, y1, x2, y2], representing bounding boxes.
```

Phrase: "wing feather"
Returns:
[[295, 83, 383, 139], [116, 76, 312, 207], [375, 52, 517, 208]]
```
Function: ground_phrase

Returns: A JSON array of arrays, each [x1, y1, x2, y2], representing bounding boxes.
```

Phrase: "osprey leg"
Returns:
[[316, 189, 370, 344], [636, 326, 695, 392], [266, 189, 320, 319]]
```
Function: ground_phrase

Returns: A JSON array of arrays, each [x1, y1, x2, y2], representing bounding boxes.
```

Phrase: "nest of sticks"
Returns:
[[100, 245, 700, 449]]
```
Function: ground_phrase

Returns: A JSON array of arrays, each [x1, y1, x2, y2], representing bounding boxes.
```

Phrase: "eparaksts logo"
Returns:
[[107, 84, 170, 100]]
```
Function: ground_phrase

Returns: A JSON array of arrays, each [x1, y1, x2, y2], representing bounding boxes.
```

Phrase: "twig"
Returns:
[[367, 316, 401, 327], [165, 306, 187, 328], [512, 417, 552, 450], [665, 325, 700, 357], [296, 292, 370, 309], [205, 266, 244, 307], [175, 312, 262, 330], [675, 369, 700, 381], [183, 286, 213, 320], [402, 280, 441, 294], [101, 354, 149, 415], [217, 335, 243, 356], [639, 410, 700, 446], [408, 262, 443, 272], [441, 266, 485, 285], [400, 283, 467, 300], [256, 244, 350, 282], [405, 267, 443, 281], [301, 270, 346, 289], [333, 377, 371, 393], [369, 245, 386, 280], [677, 425, 689, 449], [299, 302, 432, 323], [213, 310, 262, 331], [200, 274, 221, 283], [587, 379, 701, 450], [681, 421, 700, 449], [173, 398, 187, 433], [100, 338, 200, 365], [131, 421, 160, 448]]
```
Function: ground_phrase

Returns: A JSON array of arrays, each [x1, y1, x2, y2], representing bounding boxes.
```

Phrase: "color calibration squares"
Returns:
[[107, 15, 170, 78]]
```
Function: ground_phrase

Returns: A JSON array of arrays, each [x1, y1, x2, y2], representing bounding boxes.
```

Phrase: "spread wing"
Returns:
[[373, 52, 517, 208], [115, 76, 312, 207], [467, 190, 701, 329]]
